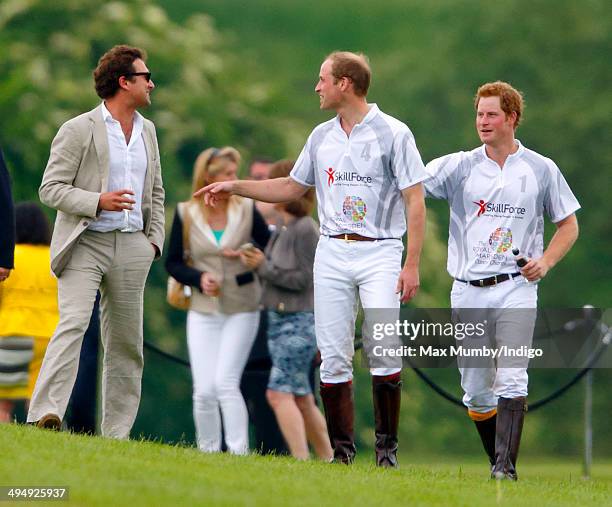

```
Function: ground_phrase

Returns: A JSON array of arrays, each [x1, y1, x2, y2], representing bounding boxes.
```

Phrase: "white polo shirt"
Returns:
[[89, 102, 147, 233], [424, 141, 580, 280], [290, 104, 427, 239]]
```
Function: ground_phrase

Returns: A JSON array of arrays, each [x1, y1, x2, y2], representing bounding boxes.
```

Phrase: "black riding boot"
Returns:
[[473, 413, 497, 466], [372, 376, 402, 468]]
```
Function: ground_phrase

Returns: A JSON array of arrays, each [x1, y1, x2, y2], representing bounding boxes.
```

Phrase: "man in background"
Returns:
[[249, 158, 273, 181], [248, 158, 277, 225], [0, 147, 15, 283], [241, 156, 288, 454]]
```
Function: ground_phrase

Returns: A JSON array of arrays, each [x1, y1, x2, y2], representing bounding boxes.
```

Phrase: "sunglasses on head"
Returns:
[[124, 71, 152, 82], [206, 148, 224, 168]]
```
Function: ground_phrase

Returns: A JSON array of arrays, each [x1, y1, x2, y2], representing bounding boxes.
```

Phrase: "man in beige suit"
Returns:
[[27, 45, 165, 438]]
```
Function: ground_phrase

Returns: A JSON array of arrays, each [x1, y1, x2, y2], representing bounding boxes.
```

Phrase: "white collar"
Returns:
[[101, 101, 143, 129], [479, 139, 525, 161], [333, 103, 380, 130]]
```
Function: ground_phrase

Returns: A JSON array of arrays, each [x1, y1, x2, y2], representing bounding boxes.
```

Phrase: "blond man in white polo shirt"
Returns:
[[27, 45, 165, 438], [196, 51, 427, 467], [425, 81, 579, 480]]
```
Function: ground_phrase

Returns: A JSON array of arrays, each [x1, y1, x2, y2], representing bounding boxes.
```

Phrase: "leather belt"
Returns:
[[456, 272, 522, 288], [328, 233, 396, 242]]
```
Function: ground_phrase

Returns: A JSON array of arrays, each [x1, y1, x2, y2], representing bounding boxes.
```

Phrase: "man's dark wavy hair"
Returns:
[[93, 45, 146, 99]]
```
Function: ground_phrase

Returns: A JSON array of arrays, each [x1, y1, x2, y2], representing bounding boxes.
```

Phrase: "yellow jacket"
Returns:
[[0, 244, 58, 338]]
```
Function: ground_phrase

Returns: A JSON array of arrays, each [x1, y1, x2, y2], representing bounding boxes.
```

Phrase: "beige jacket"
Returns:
[[39, 105, 165, 277], [178, 199, 261, 314]]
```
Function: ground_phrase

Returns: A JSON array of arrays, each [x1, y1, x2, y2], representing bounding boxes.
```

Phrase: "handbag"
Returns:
[[166, 204, 193, 310]]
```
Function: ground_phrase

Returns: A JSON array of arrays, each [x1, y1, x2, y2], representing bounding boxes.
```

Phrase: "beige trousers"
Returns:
[[27, 230, 154, 438]]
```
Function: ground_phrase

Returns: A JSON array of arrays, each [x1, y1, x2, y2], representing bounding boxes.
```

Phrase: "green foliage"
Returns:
[[0, 0, 287, 205], [164, 0, 612, 308], [2, 424, 612, 506]]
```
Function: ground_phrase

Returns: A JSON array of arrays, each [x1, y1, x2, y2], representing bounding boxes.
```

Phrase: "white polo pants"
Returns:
[[314, 236, 404, 383], [451, 276, 537, 414]]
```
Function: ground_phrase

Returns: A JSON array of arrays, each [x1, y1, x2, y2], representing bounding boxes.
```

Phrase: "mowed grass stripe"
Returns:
[[1, 424, 610, 507]]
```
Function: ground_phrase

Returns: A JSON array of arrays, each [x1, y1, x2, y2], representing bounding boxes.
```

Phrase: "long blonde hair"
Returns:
[[191, 146, 242, 218]]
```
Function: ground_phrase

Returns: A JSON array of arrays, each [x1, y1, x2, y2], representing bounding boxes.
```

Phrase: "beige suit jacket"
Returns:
[[39, 104, 165, 277]]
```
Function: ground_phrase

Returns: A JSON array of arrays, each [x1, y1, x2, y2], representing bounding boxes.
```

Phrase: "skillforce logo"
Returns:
[[324, 167, 372, 188], [474, 199, 488, 217], [473, 200, 527, 218]]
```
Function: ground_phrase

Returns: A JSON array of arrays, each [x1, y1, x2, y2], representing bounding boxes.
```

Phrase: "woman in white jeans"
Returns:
[[166, 147, 270, 454]]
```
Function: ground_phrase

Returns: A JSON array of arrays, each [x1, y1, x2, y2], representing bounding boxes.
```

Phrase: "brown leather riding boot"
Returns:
[[492, 397, 527, 481], [372, 375, 402, 468], [320, 381, 356, 464], [471, 412, 497, 467]]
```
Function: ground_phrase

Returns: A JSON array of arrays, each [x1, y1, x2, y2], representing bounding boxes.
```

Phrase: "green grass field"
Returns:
[[1, 424, 610, 507]]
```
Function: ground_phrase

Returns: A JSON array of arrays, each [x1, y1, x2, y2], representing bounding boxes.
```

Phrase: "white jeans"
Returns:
[[187, 310, 259, 454], [451, 276, 538, 414], [314, 236, 403, 383]]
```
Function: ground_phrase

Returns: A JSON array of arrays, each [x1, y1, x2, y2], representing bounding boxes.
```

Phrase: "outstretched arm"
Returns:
[[396, 183, 426, 303], [193, 177, 308, 207], [521, 214, 579, 281]]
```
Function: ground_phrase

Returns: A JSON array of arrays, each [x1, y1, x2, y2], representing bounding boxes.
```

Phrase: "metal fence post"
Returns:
[[583, 369, 593, 479]]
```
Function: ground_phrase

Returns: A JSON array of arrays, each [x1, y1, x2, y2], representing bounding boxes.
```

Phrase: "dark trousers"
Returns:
[[241, 368, 288, 454], [240, 310, 288, 455]]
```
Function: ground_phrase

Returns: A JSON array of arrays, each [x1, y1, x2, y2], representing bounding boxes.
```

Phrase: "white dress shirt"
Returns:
[[89, 102, 147, 232]]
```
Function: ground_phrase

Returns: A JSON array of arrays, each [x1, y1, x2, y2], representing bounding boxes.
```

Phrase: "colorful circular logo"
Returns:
[[489, 227, 512, 254], [343, 196, 367, 223]]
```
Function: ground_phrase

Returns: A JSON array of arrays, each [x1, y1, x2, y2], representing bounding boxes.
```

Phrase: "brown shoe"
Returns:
[[37, 414, 62, 431], [320, 381, 356, 464], [372, 375, 402, 468]]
